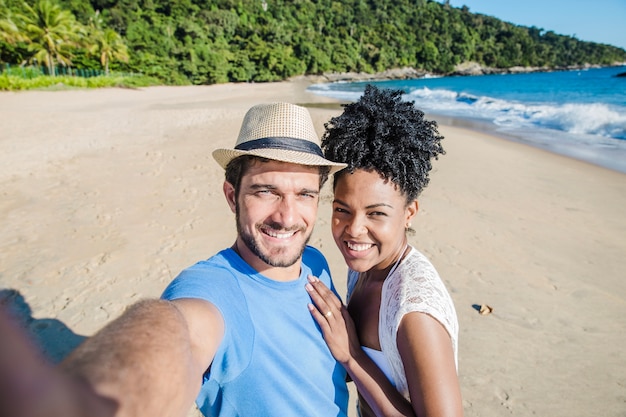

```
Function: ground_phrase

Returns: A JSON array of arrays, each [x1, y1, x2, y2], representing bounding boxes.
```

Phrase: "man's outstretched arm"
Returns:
[[60, 298, 224, 417]]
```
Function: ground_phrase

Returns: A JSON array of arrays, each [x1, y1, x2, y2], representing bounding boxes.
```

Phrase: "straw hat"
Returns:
[[212, 102, 346, 173]]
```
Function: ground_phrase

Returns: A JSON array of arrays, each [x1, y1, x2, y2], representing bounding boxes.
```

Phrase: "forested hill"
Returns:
[[2, 0, 626, 85]]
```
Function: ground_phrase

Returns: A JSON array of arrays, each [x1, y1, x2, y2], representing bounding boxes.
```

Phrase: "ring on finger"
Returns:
[[325, 311, 333, 318]]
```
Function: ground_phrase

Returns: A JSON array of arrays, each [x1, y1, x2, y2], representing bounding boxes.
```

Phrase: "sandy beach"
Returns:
[[1, 81, 625, 416]]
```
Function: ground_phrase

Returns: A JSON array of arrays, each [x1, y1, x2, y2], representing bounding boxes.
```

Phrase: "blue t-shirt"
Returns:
[[162, 246, 349, 417]]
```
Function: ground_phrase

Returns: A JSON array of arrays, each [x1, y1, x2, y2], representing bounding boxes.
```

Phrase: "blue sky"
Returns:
[[438, 0, 626, 50]]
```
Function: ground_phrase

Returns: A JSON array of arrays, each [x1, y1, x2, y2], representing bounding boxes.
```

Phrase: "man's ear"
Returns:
[[223, 181, 237, 213]]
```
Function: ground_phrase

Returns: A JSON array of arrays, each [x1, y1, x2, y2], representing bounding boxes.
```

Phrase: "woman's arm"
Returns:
[[397, 312, 463, 417], [306, 276, 415, 417]]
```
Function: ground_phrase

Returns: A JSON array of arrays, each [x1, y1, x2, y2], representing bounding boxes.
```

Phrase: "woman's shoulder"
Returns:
[[385, 247, 455, 318], [394, 247, 441, 284], [405, 246, 434, 264]]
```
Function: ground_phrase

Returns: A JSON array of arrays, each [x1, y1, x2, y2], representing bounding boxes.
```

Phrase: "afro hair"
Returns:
[[322, 84, 445, 202]]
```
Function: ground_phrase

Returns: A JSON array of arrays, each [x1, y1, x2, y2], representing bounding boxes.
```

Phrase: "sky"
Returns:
[[438, 0, 626, 50]]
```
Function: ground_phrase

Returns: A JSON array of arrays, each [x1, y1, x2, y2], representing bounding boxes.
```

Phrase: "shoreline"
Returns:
[[1, 82, 625, 417], [426, 114, 626, 175], [300, 68, 626, 176], [297, 93, 626, 176]]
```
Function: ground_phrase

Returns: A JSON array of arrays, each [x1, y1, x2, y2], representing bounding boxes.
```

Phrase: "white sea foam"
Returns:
[[403, 88, 626, 140]]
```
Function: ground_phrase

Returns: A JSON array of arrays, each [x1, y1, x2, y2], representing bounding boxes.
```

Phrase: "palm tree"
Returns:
[[16, 0, 83, 75], [88, 12, 129, 75], [0, 1, 25, 44], [96, 28, 129, 74]]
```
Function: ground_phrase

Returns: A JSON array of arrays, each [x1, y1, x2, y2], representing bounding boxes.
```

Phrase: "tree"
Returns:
[[88, 11, 128, 74], [0, 1, 25, 44], [15, 0, 84, 75]]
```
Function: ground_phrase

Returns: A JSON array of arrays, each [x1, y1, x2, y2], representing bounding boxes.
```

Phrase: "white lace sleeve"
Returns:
[[379, 247, 459, 399]]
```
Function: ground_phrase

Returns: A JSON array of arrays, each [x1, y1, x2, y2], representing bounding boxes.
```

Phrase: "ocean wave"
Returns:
[[406, 87, 626, 140], [307, 83, 626, 140], [525, 103, 626, 140]]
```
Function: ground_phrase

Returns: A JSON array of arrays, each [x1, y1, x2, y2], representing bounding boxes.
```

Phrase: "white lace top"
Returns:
[[346, 246, 459, 400]]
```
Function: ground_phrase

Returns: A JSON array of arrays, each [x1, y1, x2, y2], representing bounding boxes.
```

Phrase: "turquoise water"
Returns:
[[308, 66, 626, 173]]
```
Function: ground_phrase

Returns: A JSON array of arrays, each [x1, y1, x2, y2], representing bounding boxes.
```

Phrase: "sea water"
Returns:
[[307, 66, 626, 174]]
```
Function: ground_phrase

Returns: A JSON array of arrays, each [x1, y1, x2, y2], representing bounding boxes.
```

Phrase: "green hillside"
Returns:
[[2, 0, 625, 85]]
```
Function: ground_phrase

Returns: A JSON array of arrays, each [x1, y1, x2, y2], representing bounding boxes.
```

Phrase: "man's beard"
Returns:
[[236, 208, 310, 268]]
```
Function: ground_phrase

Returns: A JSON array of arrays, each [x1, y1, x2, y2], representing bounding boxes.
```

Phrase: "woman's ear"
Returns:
[[405, 200, 418, 228], [223, 181, 237, 213]]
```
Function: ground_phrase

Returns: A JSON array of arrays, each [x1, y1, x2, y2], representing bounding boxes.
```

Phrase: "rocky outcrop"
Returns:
[[290, 62, 625, 84], [450, 61, 610, 76], [289, 67, 428, 84]]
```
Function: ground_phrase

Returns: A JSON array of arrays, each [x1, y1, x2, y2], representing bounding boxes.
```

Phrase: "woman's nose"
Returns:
[[345, 215, 366, 237]]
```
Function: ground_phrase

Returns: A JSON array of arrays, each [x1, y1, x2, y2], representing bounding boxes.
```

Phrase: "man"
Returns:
[[159, 102, 349, 416], [29, 102, 348, 417]]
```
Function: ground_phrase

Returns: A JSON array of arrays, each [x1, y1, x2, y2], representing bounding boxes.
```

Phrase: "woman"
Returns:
[[306, 85, 462, 417]]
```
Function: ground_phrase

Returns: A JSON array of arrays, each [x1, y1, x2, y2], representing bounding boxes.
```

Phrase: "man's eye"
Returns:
[[256, 190, 275, 197]]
